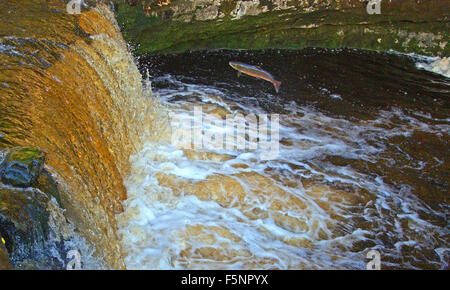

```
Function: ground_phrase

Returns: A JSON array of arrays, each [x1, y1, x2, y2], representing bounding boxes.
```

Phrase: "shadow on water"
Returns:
[[138, 48, 449, 120]]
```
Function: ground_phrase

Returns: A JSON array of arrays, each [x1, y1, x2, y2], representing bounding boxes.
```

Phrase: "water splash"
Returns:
[[118, 69, 449, 269]]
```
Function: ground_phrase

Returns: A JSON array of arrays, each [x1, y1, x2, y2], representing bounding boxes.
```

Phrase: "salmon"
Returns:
[[229, 61, 281, 93]]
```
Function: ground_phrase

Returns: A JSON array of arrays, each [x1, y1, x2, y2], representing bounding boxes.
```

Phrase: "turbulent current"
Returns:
[[0, 1, 448, 270], [117, 49, 449, 269]]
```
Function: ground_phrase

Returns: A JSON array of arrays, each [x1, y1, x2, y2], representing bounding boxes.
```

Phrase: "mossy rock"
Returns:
[[0, 147, 45, 188], [0, 146, 68, 269], [114, 0, 449, 56]]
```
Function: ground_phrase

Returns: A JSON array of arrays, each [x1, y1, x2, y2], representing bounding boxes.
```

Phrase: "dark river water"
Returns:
[[139, 48, 449, 119], [116, 49, 449, 269]]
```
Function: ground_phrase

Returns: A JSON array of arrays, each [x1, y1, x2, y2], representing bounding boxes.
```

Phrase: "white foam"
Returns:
[[416, 57, 450, 78], [388, 50, 449, 78], [118, 75, 450, 270], [329, 94, 342, 100]]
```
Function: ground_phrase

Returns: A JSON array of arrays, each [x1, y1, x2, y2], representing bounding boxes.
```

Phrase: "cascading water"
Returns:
[[0, 0, 160, 268], [1, 0, 448, 270]]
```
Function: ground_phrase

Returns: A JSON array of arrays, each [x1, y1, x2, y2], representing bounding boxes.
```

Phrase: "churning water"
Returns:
[[117, 49, 449, 269]]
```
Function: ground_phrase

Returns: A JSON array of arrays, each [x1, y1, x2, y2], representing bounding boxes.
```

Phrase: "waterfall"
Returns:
[[0, 0, 159, 269]]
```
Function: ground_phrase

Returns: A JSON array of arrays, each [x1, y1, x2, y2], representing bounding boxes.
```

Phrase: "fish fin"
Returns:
[[237, 71, 242, 77], [273, 80, 281, 93]]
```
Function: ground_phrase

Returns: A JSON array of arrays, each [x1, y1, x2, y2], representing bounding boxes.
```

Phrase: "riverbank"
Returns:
[[114, 0, 449, 56]]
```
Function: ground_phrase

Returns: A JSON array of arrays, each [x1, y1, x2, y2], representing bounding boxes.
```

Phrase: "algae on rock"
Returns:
[[114, 0, 449, 56]]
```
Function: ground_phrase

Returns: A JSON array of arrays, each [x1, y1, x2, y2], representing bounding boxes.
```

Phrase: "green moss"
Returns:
[[115, 3, 449, 56], [8, 147, 44, 165], [0, 147, 45, 188]]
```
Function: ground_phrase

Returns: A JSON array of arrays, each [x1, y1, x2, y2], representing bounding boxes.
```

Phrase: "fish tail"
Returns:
[[273, 80, 281, 93]]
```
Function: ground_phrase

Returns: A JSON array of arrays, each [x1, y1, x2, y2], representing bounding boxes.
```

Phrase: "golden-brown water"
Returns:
[[1, 1, 448, 270]]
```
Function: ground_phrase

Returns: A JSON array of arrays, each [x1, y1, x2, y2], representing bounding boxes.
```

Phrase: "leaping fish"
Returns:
[[229, 61, 281, 93]]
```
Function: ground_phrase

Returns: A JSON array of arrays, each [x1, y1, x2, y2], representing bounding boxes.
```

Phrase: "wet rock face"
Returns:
[[0, 147, 70, 269], [115, 0, 449, 55], [231, 0, 269, 20], [0, 187, 50, 263], [0, 147, 51, 268], [0, 147, 45, 188], [0, 184, 75, 269], [137, 0, 345, 22], [144, 0, 314, 21]]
